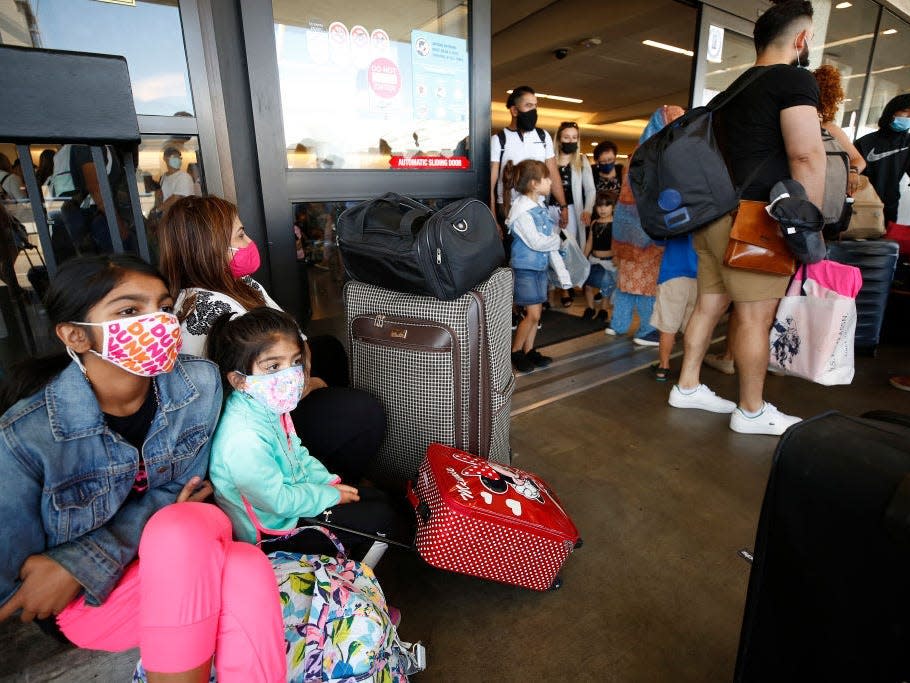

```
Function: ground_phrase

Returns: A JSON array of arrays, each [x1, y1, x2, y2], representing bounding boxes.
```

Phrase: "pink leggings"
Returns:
[[56, 502, 286, 682]]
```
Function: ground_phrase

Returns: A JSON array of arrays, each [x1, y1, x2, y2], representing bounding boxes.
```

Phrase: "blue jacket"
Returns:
[[507, 194, 562, 272], [0, 356, 222, 607], [209, 391, 340, 544]]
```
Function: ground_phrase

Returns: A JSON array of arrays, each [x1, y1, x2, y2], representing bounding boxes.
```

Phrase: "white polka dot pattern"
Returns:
[[344, 269, 515, 481], [412, 445, 580, 592]]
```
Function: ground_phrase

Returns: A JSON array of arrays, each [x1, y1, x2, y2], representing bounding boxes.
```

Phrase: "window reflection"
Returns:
[[273, 0, 470, 170], [816, 0, 880, 140], [0, 0, 194, 116]]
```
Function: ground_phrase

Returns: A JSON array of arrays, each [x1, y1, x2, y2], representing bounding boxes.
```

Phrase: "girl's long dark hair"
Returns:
[[0, 254, 167, 414], [205, 307, 308, 390]]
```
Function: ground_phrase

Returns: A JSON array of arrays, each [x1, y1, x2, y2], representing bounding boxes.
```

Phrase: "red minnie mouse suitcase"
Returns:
[[408, 443, 581, 591]]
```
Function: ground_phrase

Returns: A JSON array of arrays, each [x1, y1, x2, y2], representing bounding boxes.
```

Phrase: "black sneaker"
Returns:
[[581, 307, 595, 320], [595, 310, 609, 323], [511, 312, 521, 331], [526, 349, 553, 367], [633, 330, 661, 347], [512, 351, 535, 373]]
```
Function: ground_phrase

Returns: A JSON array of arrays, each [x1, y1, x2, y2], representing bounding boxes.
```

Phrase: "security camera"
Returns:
[[554, 48, 569, 60]]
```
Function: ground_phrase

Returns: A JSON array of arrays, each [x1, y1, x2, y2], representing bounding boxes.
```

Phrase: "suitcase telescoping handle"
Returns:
[[354, 192, 432, 235], [299, 517, 416, 551]]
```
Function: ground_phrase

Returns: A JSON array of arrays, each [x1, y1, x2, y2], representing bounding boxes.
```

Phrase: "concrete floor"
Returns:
[[2, 338, 908, 682]]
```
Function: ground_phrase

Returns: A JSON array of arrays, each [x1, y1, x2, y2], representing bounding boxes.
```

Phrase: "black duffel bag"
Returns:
[[336, 193, 504, 300]]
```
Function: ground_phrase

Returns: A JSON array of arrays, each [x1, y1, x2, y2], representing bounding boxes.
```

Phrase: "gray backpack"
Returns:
[[821, 127, 850, 225]]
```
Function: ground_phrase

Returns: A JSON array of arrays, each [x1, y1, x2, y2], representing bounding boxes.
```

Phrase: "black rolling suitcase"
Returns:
[[735, 411, 910, 683], [825, 239, 899, 355], [344, 268, 513, 485]]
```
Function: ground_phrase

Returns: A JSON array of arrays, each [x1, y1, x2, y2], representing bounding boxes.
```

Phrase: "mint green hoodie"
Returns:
[[210, 391, 341, 543]]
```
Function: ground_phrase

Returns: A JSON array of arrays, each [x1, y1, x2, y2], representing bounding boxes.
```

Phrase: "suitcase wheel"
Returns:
[[574, 538, 584, 550], [549, 577, 563, 591]]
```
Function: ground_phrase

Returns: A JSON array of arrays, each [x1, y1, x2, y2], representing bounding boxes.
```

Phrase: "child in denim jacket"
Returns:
[[503, 159, 571, 373]]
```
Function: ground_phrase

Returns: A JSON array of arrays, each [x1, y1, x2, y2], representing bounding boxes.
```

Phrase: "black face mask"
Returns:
[[598, 162, 615, 174], [560, 142, 578, 154], [516, 109, 538, 132]]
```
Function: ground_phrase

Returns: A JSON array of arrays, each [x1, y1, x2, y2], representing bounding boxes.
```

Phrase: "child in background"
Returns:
[[649, 234, 698, 381], [503, 159, 572, 373], [207, 307, 400, 563], [582, 192, 617, 322]]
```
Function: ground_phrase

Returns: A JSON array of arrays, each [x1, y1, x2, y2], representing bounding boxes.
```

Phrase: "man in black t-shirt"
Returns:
[[668, 0, 825, 437]]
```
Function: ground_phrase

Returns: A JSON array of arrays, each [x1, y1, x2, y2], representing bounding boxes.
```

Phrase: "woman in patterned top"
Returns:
[[158, 196, 384, 485], [591, 140, 623, 198]]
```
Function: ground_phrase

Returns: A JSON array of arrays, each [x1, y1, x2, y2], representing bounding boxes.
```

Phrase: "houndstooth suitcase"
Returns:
[[344, 268, 513, 484]]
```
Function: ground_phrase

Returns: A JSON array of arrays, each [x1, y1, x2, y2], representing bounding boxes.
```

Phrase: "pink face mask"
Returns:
[[229, 241, 261, 278], [69, 312, 182, 377]]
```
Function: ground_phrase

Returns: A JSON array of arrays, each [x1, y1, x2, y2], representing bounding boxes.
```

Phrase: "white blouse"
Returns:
[[175, 277, 282, 358]]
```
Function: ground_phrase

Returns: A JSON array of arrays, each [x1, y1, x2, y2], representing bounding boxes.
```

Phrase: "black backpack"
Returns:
[[628, 68, 774, 239]]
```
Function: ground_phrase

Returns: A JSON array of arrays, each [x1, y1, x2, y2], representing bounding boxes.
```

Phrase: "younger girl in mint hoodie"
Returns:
[[207, 307, 399, 559]]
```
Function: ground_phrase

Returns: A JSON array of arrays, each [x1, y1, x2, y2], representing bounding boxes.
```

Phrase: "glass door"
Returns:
[[690, 6, 756, 107]]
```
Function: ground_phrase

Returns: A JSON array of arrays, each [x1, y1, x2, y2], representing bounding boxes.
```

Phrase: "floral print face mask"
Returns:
[[239, 365, 306, 415]]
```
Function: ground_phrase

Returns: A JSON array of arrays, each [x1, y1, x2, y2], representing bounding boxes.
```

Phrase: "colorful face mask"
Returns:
[[239, 365, 306, 415], [71, 312, 182, 377], [229, 240, 261, 278]]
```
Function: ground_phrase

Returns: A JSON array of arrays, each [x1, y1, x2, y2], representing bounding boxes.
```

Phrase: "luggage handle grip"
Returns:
[[406, 482, 431, 524], [354, 193, 432, 234]]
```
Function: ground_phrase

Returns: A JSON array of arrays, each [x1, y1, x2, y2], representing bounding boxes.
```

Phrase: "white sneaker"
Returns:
[[604, 326, 617, 336], [668, 384, 736, 413], [729, 402, 801, 436]]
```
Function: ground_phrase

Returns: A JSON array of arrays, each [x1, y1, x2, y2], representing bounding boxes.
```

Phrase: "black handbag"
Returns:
[[336, 193, 504, 300]]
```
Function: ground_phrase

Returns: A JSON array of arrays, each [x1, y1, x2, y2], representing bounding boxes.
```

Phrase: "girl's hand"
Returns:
[[332, 484, 360, 504], [0, 555, 82, 622], [177, 476, 214, 503]]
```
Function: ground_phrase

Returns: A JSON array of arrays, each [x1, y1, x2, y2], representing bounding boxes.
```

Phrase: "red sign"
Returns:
[[389, 156, 470, 170], [368, 57, 401, 98]]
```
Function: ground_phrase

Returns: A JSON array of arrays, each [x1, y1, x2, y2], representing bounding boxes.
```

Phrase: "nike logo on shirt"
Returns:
[[866, 146, 909, 162]]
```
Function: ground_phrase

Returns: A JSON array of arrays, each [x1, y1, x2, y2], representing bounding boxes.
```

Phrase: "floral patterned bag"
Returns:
[[134, 528, 425, 682], [268, 527, 425, 682]]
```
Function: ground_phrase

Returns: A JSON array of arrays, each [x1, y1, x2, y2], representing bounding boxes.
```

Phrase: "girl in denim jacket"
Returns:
[[0, 255, 285, 682], [207, 307, 400, 561], [503, 159, 571, 373]]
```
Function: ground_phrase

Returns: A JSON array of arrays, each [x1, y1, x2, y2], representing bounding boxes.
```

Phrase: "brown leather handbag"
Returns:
[[723, 200, 796, 276]]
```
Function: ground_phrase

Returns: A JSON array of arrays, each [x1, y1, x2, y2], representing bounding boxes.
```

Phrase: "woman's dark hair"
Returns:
[[206, 307, 308, 389], [0, 254, 167, 414], [754, 1, 813, 54], [877, 93, 910, 130], [592, 141, 618, 161]]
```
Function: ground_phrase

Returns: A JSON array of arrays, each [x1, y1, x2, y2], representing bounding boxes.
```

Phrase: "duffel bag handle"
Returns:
[[354, 192, 432, 234]]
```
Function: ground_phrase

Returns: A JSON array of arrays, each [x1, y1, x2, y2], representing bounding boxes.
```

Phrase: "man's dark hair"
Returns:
[[877, 93, 910, 130], [753, 1, 813, 53], [507, 86, 535, 109]]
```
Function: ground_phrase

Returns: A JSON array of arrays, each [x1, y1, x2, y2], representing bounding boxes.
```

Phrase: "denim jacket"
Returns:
[[0, 356, 222, 607]]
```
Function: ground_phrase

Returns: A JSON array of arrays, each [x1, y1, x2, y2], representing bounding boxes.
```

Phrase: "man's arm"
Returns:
[[489, 161, 500, 213], [781, 105, 826, 209], [545, 156, 569, 228]]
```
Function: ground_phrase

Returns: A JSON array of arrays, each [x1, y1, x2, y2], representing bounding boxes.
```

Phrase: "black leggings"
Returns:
[[292, 335, 386, 484], [261, 487, 408, 559]]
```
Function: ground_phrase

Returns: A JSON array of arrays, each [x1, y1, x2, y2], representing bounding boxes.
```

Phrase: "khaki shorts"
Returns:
[[651, 276, 698, 334], [693, 213, 790, 303]]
